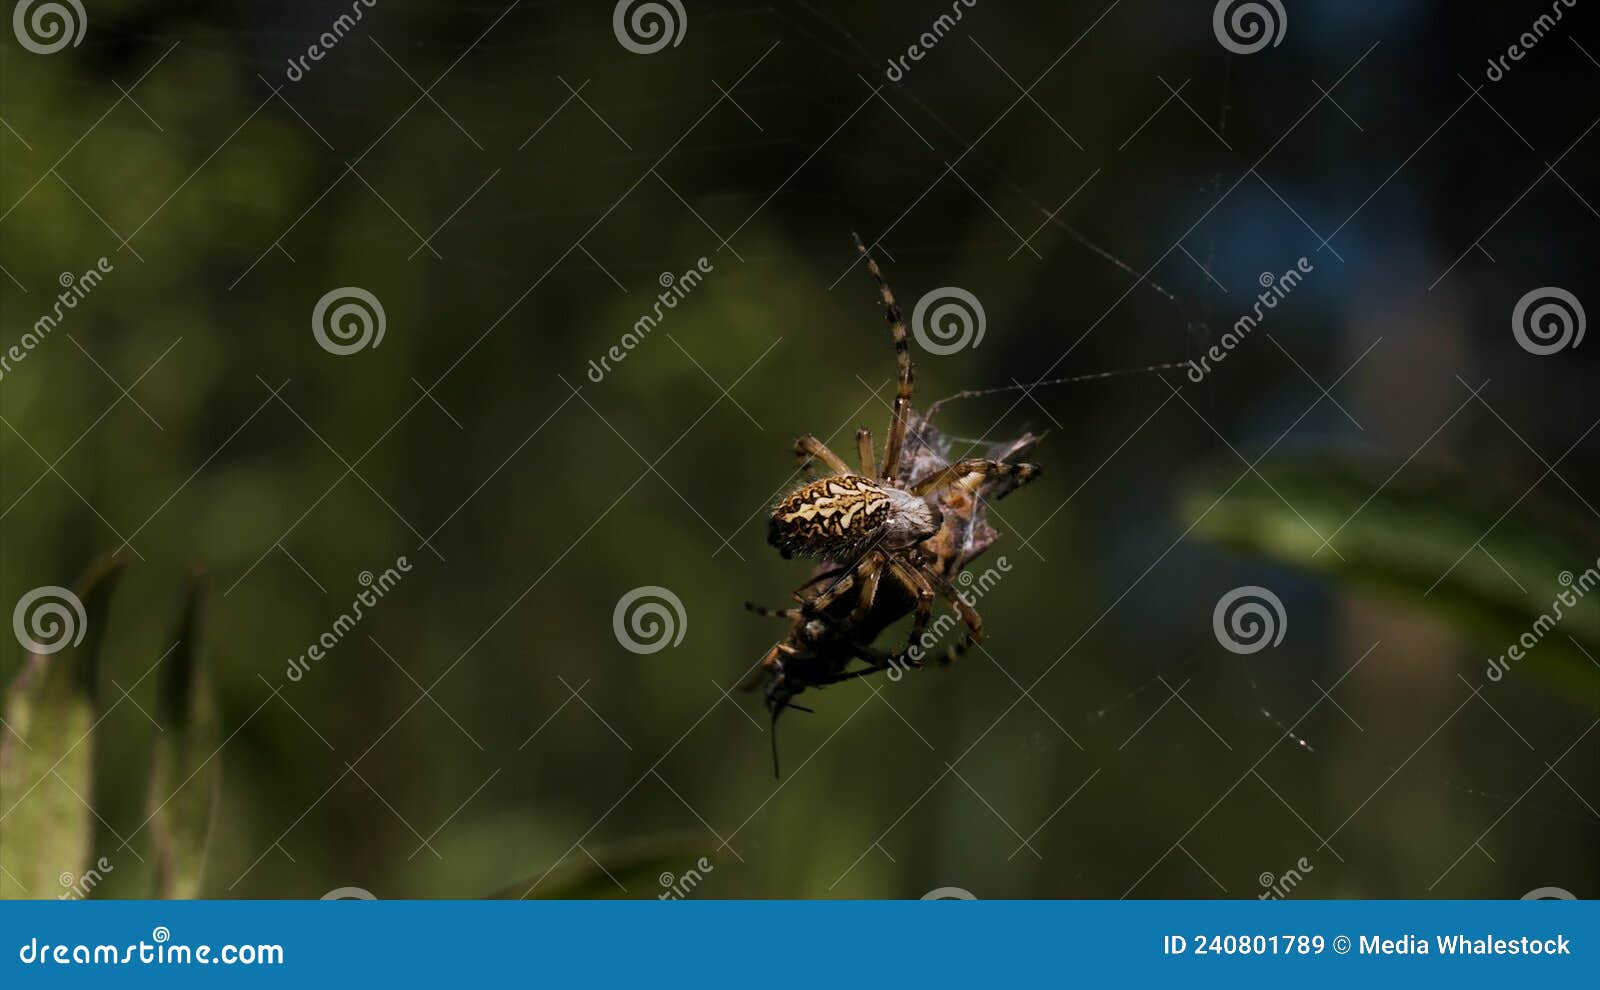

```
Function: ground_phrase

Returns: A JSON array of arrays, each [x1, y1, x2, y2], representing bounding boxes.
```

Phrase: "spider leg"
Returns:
[[745, 601, 804, 621], [791, 564, 849, 596], [923, 563, 984, 656], [846, 553, 883, 627], [795, 568, 856, 614], [884, 556, 934, 663], [794, 434, 852, 477], [910, 458, 1042, 498], [852, 234, 914, 484], [793, 542, 884, 617], [855, 427, 876, 478]]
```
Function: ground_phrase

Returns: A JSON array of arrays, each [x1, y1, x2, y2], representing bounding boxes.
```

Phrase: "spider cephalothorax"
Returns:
[[745, 236, 1042, 773]]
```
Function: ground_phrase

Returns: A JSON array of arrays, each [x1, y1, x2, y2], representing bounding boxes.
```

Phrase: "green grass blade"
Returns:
[[1185, 456, 1600, 706], [0, 555, 124, 900], [147, 568, 220, 899]]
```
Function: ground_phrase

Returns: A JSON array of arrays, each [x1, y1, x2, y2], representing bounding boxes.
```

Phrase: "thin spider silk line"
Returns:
[[923, 361, 1191, 425]]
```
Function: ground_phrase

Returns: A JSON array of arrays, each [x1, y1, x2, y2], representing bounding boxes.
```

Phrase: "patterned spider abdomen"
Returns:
[[768, 475, 940, 559]]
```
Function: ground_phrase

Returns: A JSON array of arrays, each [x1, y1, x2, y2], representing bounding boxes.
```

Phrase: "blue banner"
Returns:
[[1, 900, 1591, 987]]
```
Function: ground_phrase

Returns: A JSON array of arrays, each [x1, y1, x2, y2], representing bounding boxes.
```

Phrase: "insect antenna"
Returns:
[[767, 700, 814, 778], [923, 361, 1191, 423], [769, 708, 782, 778]]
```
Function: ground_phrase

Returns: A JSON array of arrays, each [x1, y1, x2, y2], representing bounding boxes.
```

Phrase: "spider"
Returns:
[[745, 236, 1043, 772]]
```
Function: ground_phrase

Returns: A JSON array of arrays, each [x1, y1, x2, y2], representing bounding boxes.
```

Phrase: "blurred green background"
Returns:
[[2, 0, 1596, 899]]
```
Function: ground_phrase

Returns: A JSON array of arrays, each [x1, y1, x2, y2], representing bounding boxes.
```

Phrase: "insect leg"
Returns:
[[823, 663, 892, 685], [758, 641, 801, 669]]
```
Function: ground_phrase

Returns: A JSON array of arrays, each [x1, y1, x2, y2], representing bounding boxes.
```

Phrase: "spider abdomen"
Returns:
[[769, 475, 889, 558], [768, 475, 939, 559]]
